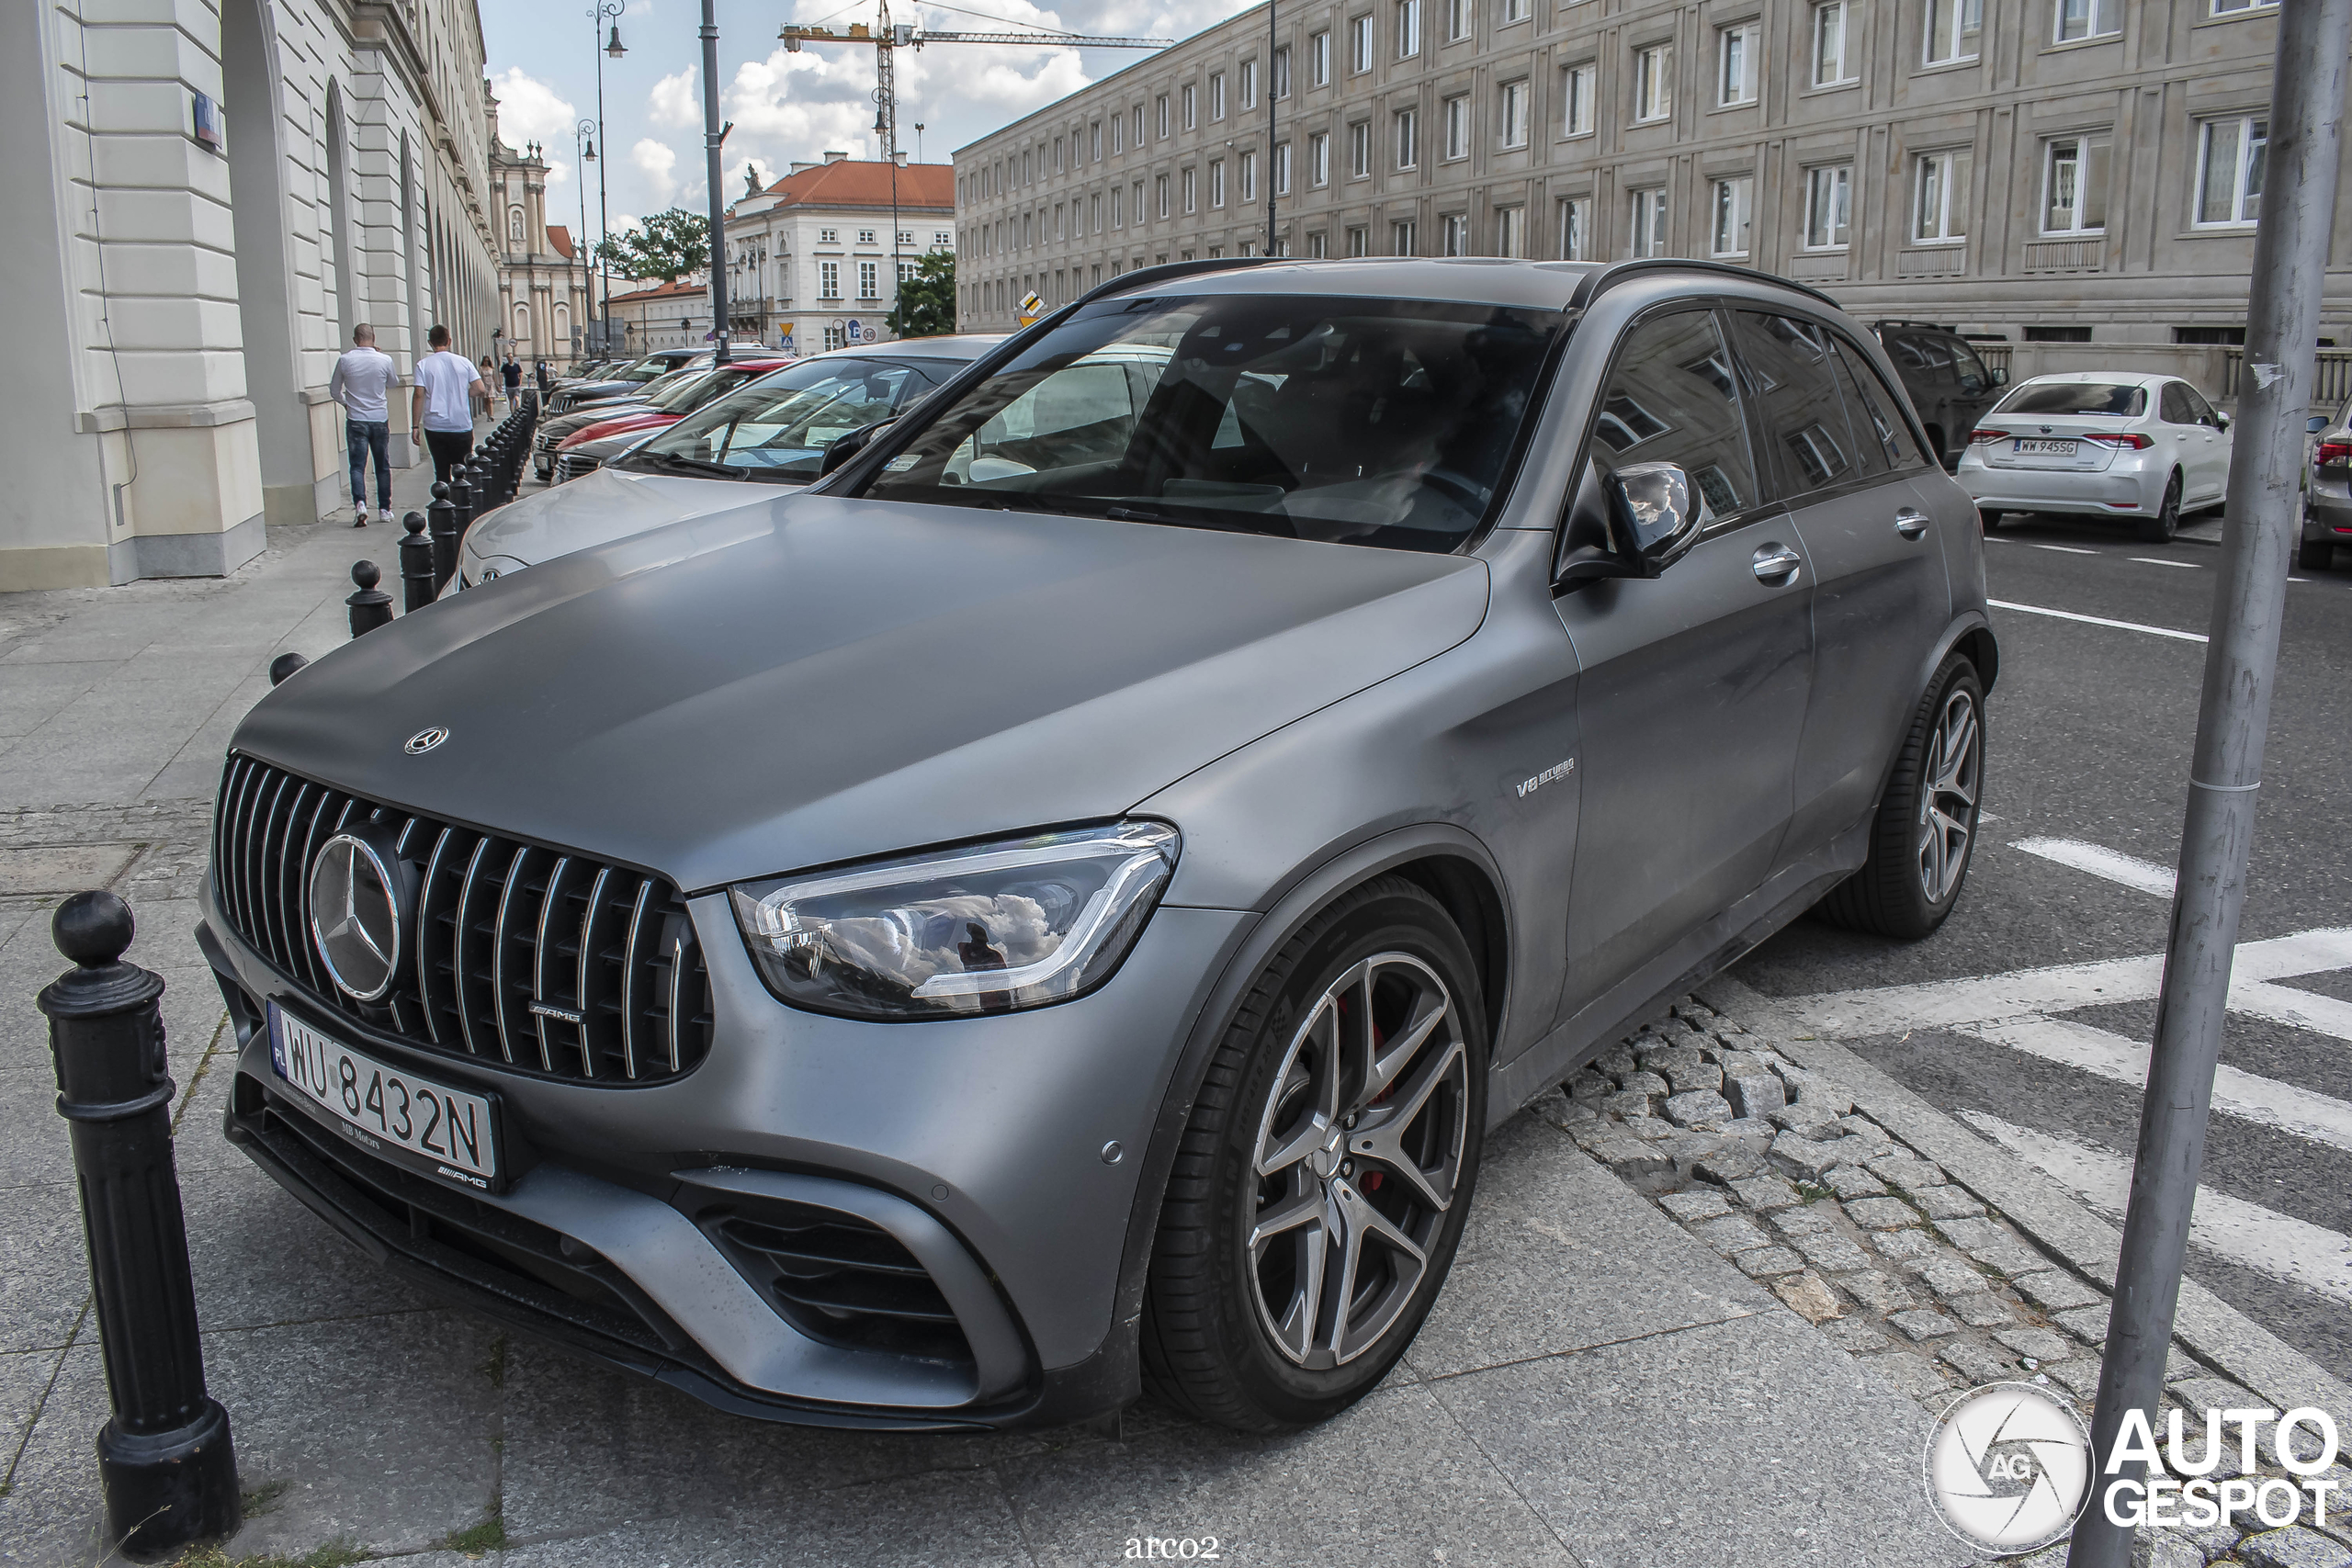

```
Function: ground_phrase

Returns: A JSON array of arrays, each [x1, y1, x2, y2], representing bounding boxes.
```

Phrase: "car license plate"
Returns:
[[2014, 438, 2077, 457], [267, 1002, 500, 1190]]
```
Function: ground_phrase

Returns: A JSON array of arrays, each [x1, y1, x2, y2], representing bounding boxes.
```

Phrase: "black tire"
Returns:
[[2136, 474, 2182, 544], [1139, 876, 1487, 1432], [2299, 537, 2337, 571], [1978, 509, 2003, 533], [1815, 654, 1985, 940]]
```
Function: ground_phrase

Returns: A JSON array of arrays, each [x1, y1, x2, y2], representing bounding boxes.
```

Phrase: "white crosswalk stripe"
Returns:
[[2012, 837, 2177, 898]]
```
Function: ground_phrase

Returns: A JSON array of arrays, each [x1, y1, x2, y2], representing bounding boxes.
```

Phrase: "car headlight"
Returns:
[[729, 821, 1180, 1021]]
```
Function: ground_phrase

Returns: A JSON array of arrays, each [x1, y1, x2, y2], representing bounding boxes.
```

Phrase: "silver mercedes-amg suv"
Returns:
[[201, 257, 1996, 1435]]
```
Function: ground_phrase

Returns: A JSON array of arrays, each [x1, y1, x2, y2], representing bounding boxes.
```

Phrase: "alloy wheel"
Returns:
[[1247, 953, 1468, 1370], [1915, 687, 1981, 905]]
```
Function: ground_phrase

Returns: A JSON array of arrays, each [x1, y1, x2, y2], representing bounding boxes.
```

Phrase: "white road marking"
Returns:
[[1987, 599, 2210, 643], [2290, 577, 2312, 583], [2129, 557, 2201, 570], [2029, 543, 2100, 555], [1964, 1015, 2352, 1155], [1957, 1111, 2352, 1308], [2013, 837, 2177, 897], [1787, 927, 2352, 1037]]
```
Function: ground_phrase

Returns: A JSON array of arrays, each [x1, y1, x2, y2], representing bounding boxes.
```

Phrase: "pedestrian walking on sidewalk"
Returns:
[[502, 354, 523, 413], [413, 326, 491, 483], [328, 323, 397, 528], [478, 355, 496, 419], [535, 358, 551, 395]]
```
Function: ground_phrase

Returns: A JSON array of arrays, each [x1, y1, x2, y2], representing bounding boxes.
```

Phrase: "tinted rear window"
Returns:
[[1996, 381, 2146, 417]]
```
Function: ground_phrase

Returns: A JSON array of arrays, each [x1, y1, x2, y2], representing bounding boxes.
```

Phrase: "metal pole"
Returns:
[[2067, 6, 2351, 1563], [700, 0, 730, 365], [593, 6, 616, 355], [1265, 0, 1277, 255], [575, 118, 595, 363]]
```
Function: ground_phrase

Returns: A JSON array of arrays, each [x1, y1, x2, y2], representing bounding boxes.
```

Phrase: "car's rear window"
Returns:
[[1996, 381, 2146, 417], [853, 294, 1566, 553]]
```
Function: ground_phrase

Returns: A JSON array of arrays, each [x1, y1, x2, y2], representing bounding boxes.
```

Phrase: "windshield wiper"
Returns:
[[639, 451, 746, 479]]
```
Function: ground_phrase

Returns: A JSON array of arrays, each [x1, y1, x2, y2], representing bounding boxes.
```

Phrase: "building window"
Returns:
[[1090, 193, 1101, 231], [1804, 164, 1853, 248], [1629, 186, 1668, 257], [1347, 224, 1371, 255], [1242, 149, 1259, 202], [1558, 195, 1591, 259], [1272, 142, 1290, 195], [1914, 147, 1973, 242], [1712, 175, 1753, 254], [1397, 0, 1421, 57], [1634, 43, 1674, 123], [1499, 79, 1530, 147], [1055, 136, 1066, 172], [858, 260, 879, 299], [1311, 31, 1331, 85], [1395, 107, 1419, 168], [1719, 24, 1758, 106], [1134, 180, 1146, 220], [1157, 95, 1170, 138], [1157, 173, 1171, 218], [2025, 324, 2093, 342], [1447, 0, 1472, 39], [1112, 185, 1124, 227], [1309, 130, 1330, 186], [2054, 0, 2120, 40], [2042, 135, 2108, 233], [1132, 104, 1145, 145], [1351, 12, 1374, 72], [2211, 0, 2275, 12], [1502, 0, 1529, 21], [1392, 219, 1418, 255], [858, 228, 876, 243], [823, 325, 844, 351], [1182, 85, 1197, 130], [1350, 119, 1373, 176], [1925, 0, 1982, 65], [1308, 231, 1329, 257], [819, 229, 836, 248], [1210, 158, 1226, 208], [820, 260, 840, 298], [1444, 95, 1471, 160], [1273, 45, 1292, 97], [1241, 59, 1258, 108], [1210, 73, 1227, 120], [1088, 121, 1101, 161], [1496, 203, 1525, 257], [1563, 62, 1597, 135], [1182, 165, 1197, 213], [1814, 2, 1856, 85], [2197, 116, 2266, 225], [1442, 212, 1469, 255]]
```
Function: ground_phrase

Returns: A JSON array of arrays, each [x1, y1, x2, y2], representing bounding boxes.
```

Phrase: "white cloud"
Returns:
[[632, 139, 679, 204], [490, 67, 582, 184], [648, 66, 700, 130]]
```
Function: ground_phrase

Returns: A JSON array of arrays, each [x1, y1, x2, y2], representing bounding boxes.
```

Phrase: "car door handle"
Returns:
[[1894, 509, 1930, 539], [1752, 543, 1803, 584]]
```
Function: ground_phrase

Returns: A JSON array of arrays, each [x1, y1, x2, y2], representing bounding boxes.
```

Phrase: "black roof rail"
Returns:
[[1072, 254, 1282, 308], [1870, 319, 1961, 332], [1569, 257, 1843, 313]]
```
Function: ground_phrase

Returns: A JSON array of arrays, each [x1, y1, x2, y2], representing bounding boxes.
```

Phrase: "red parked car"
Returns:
[[550, 356, 796, 482]]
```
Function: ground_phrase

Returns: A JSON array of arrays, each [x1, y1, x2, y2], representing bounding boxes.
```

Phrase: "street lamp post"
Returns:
[[590, 4, 625, 355], [572, 118, 595, 364]]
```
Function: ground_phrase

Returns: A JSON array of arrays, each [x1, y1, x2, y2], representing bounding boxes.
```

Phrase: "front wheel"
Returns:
[[1816, 654, 1985, 940], [1140, 877, 1487, 1431], [2136, 474, 2182, 544]]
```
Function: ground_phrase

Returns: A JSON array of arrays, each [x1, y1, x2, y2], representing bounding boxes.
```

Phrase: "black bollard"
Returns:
[[399, 513, 435, 612], [448, 463, 475, 539], [425, 482, 458, 592], [266, 651, 308, 686], [40, 892, 239, 1560], [346, 560, 393, 637]]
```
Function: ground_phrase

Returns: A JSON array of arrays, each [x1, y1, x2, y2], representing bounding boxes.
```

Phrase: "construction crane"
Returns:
[[780, 2, 1171, 330]]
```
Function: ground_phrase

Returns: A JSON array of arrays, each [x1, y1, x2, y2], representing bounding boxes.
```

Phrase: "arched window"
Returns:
[[553, 302, 570, 345], [514, 302, 532, 344], [509, 206, 525, 244]]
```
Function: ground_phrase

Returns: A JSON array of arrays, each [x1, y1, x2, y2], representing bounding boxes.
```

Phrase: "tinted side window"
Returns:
[[2159, 383, 2192, 424], [1830, 336, 1930, 472], [2180, 384, 2220, 426], [1892, 331, 1954, 384], [1949, 339, 1988, 395], [1731, 311, 1860, 497], [1590, 310, 1760, 525]]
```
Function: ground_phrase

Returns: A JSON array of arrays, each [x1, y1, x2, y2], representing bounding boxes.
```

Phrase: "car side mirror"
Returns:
[[2214, 410, 2231, 431], [2310, 414, 2329, 434], [1990, 367, 2009, 386], [820, 419, 893, 476], [1608, 462, 1702, 576]]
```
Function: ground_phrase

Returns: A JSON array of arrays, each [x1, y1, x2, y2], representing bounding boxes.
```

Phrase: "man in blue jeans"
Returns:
[[328, 323, 398, 527], [413, 325, 492, 484]]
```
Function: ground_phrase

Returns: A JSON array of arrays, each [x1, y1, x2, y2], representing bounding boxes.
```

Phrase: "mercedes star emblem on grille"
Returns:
[[309, 831, 403, 1001], [404, 726, 449, 755]]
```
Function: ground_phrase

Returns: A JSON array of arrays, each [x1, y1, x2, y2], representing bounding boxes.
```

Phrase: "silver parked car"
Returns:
[[202, 258, 1996, 1435], [1957, 371, 2232, 542], [2302, 398, 2352, 570]]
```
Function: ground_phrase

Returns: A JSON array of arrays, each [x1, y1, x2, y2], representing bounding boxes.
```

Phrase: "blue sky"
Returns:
[[482, 0, 1261, 243]]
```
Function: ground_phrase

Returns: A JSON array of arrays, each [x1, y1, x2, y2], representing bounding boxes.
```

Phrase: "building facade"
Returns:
[[718, 153, 956, 354], [489, 119, 590, 367], [2, 0, 501, 589], [952, 0, 2348, 352]]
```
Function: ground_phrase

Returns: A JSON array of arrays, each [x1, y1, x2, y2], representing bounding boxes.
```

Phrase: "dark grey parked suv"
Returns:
[[200, 257, 1996, 1435]]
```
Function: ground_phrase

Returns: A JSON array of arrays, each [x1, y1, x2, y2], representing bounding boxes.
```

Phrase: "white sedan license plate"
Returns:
[[2014, 438, 2078, 457], [267, 1003, 500, 1190]]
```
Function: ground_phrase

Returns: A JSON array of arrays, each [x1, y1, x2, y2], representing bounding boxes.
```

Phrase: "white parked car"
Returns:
[[1956, 371, 2232, 542]]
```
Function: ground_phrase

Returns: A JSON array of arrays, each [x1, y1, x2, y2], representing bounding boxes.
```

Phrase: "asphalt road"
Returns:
[[1734, 507, 2352, 1379]]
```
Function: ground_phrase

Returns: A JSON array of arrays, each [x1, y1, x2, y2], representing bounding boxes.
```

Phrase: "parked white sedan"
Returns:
[[1957, 371, 2231, 542]]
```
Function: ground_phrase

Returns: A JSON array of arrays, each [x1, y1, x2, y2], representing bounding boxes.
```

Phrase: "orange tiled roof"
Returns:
[[548, 224, 575, 259], [737, 159, 953, 215]]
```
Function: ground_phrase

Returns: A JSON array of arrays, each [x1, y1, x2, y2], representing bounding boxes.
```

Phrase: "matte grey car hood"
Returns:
[[462, 466, 769, 572], [239, 499, 1490, 893]]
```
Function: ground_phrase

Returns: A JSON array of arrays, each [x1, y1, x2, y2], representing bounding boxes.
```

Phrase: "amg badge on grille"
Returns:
[[404, 726, 449, 755]]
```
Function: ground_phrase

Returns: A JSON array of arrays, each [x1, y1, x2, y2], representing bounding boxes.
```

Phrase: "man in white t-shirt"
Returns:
[[328, 323, 398, 527], [412, 324, 491, 483]]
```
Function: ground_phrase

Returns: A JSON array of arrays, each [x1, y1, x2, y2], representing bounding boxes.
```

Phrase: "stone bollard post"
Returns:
[[266, 651, 308, 686], [39, 892, 239, 1560], [425, 482, 458, 592], [448, 464, 475, 540], [399, 513, 435, 612], [346, 560, 393, 637]]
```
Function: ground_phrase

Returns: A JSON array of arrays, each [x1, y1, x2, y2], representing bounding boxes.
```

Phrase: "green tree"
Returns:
[[886, 249, 957, 339], [594, 209, 709, 284]]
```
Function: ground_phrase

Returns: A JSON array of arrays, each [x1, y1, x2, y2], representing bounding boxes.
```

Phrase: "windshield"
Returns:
[[623, 356, 956, 483], [610, 360, 672, 385], [853, 294, 1565, 552], [1996, 381, 2146, 417], [650, 362, 785, 415]]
